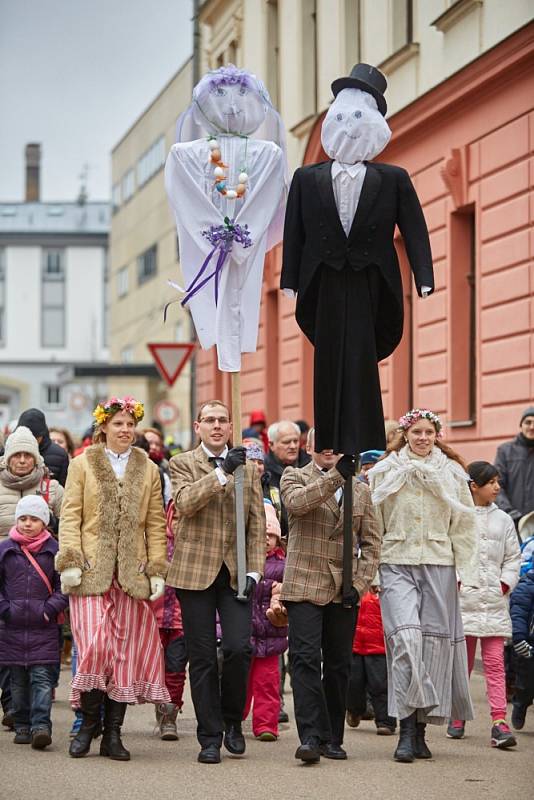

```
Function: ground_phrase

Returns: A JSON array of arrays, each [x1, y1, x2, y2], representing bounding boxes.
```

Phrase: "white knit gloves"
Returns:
[[149, 576, 165, 602], [61, 567, 82, 593], [514, 640, 533, 659]]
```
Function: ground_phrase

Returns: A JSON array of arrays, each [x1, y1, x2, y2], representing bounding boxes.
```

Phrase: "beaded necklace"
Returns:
[[208, 136, 249, 200]]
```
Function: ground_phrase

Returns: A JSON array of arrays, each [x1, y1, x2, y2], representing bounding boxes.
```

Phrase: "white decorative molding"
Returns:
[[432, 0, 484, 33], [378, 42, 420, 74]]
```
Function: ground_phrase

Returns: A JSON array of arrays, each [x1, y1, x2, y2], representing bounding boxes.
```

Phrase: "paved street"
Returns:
[[1, 666, 529, 800]]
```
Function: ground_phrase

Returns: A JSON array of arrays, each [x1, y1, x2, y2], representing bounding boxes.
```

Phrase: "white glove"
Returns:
[[149, 576, 165, 602], [61, 567, 82, 591]]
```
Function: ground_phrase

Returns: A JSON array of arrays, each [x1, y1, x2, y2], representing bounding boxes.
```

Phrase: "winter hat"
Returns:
[[245, 441, 265, 462], [17, 408, 48, 439], [4, 426, 43, 466], [249, 410, 267, 426], [264, 501, 281, 540], [360, 449, 384, 467], [15, 495, 50, 525], [520, 406, 534, 425]]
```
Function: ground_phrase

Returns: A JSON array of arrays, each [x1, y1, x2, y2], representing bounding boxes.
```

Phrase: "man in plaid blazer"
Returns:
[[167, 400, 265, 764], [280, 428, 381, 763]]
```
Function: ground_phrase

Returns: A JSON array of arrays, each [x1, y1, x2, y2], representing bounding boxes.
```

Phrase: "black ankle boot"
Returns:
[[414, 722, 432, 758], [99, 697, 130, 761], [69, 689, 105, 758], [394, 712, 416, 763]]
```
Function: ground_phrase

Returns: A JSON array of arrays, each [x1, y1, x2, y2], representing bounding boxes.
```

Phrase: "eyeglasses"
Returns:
[[199, 416, 230, 425]]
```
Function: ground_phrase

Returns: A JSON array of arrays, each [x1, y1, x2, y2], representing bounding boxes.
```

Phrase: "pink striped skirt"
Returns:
[[69, 579, 170, 708]]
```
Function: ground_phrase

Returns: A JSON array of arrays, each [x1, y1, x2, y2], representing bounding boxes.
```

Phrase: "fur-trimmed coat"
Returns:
[[56, 445, 168, 599]]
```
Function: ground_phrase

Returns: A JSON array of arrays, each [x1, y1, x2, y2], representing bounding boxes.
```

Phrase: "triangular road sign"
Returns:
[[147, 343, 196, 387]]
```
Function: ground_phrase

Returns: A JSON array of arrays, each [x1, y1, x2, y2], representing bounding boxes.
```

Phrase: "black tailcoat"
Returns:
[[281, 160, 434, 454]]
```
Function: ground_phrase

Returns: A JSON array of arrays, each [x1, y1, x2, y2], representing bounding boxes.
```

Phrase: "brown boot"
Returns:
[[158, 703, 179, 741]]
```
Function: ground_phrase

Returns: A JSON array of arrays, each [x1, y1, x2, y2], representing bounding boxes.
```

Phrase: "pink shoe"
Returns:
[[446, 719, 465, 739]]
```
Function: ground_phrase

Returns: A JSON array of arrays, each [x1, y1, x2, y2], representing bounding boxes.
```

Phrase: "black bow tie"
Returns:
[[208, 456, 224, 467]]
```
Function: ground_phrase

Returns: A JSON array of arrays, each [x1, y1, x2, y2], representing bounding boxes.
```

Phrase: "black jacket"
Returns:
[[494, 434, 534, 522], [17, 409, 69, 487], [281, 160, 434, 359]]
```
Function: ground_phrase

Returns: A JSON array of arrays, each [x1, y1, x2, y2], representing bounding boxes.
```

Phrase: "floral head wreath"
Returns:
[[398, 408, 444, 439], [93, 396, 144, 427]]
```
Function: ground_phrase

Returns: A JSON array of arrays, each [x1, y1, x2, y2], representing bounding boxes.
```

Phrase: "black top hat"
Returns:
[[331, 63, 387, 116]]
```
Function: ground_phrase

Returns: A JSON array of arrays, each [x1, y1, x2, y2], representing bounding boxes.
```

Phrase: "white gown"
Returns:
[[165, 136, 286, 372]]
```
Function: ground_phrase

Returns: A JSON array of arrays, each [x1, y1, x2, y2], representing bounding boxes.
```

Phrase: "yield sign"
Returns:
[[147, 343, 196, 387]]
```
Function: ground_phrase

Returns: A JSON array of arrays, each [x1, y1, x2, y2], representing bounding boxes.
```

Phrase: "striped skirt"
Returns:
[[379, 564, 474, 725], [69, 579, 170, 708]]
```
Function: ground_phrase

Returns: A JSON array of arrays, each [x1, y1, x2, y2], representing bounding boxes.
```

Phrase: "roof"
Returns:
[[0, 202, 110, 235]]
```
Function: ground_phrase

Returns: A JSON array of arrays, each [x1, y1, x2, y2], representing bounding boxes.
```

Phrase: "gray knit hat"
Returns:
[[520, 406, 534, 425], [4, 426, 43, 465], [15, 495, 50, 525]]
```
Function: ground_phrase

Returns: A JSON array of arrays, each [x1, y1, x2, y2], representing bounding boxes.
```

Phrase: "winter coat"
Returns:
[[510, 570, 534, 646], [370, 449, 479, 586], [17, 409, 69, 487], [352, 591, 386, 655], [56, 445, 168, 600], [0, 462, 63, 540], [459, 504, 521, 638], [494, 434, 534, 522], [0, 537, 68, 666], [264, 449, 311, 538], [251, 548, 288, 658]]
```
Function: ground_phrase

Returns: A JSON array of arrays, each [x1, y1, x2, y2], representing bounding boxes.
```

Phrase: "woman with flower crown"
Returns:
[[367, 409, 479, 764], [56, 396, 169, 762]]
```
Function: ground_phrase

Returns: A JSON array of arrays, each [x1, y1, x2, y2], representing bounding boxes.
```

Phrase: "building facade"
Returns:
[[195, 1, 534, 460], [108, 58, 194, 448], [0, 145, 110, 435]]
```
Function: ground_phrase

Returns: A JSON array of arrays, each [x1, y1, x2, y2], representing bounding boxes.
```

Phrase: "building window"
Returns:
[[344, 0, 361, 68], [449, 206, 476, 425], [121, 345, 134, 364], [302, 0, 318, 117], [137, 245, 157, 285], [392, 0, 413, 53], [266, 0, 280, 107], [42, 249, 65, 348], [122, 169, 135, 203], [44, 384, 62, 408], [0, 249, 5, 346], [112, 182, 121, 213], [117, 265, 129, 298], [137, 136, 166, 188]]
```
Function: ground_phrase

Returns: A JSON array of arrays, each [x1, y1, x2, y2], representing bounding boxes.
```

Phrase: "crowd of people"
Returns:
[[0, 399, 532, 767]]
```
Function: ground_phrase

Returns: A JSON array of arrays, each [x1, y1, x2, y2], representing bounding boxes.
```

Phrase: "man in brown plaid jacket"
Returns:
[[280, 428, 381, 763], [167, 400, 266, 764]]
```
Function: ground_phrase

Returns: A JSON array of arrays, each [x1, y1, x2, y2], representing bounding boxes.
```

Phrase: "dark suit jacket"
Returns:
[[281, 160, 434, 360]]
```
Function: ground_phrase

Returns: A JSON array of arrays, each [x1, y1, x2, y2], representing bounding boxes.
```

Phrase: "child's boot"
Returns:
[[158, 703, 179, 741]]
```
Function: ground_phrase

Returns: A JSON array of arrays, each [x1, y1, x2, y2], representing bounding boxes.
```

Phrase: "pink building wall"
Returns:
[[197, 26, 534, 462]]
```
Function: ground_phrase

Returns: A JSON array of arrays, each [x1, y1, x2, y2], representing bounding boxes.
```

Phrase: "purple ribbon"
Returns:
[[180, 242, 232, 307]]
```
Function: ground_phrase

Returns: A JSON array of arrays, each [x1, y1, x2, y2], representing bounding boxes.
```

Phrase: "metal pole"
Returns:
[[342, 474, 353, 608], [231, 371, 247, 599]]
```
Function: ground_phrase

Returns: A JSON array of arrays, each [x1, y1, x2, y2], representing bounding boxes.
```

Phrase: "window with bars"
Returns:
[[42, 249, 65, 347], [137, 245, 157, 285], [44, 384, 62, 408]]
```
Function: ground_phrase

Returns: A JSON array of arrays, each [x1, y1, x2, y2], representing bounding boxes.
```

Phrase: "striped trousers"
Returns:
[[69, 580, 170, 708], [379, 564, 474, 725]]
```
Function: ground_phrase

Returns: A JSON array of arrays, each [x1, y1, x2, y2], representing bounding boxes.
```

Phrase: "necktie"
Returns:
[[208, 456, 224, 469]]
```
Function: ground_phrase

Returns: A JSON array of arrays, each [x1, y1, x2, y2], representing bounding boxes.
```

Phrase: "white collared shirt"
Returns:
[[331, 160, 367, 237], [105, 447, 132, 480]]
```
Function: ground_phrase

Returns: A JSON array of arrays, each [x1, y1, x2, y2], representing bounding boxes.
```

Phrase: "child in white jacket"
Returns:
[[448, 461, 521, 749]]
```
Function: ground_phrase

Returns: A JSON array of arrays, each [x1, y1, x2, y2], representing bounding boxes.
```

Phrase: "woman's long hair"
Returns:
[[385, 429, 467, 470]]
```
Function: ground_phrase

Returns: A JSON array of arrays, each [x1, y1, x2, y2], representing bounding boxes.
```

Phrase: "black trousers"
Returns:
[[286, 600, 357, 746], [513, 656, 534, 707], [176, 564, 252, 747], [346, 653, 396, 729]]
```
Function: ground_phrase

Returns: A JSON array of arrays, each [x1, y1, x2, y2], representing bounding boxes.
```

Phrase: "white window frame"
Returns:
[[41, 249, 66, 348], [117, 265, 129, 298]]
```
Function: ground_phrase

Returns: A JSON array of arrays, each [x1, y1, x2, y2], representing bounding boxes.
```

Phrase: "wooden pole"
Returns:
[[342, 474, 353, 608], [231, 371, 247, 599]]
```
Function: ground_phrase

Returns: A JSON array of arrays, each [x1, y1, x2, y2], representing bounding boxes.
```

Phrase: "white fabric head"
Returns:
[[321, 89, 391, 165], [176, 65, 286, 149]]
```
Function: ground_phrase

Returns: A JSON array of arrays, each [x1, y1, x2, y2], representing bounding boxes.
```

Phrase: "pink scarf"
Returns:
[[9, 526, 51, 553]]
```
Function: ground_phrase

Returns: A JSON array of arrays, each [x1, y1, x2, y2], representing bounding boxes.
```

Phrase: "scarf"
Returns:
[[9, 525, 51, 554], [369, 445, 475, 515], [0, 464, 46, 492]]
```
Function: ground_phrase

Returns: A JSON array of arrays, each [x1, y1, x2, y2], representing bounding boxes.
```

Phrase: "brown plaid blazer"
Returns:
[[280, 462, 381, 605], [166, 445, 266, 591]]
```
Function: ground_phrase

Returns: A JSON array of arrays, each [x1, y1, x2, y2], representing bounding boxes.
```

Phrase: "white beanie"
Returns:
[[4, 426, 43, 466], [15, 495, 50, 525]]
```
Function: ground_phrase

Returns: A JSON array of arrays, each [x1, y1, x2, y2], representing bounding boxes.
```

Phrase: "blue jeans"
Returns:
[[10, 665, 56, 733], [0, 666, 12, 712]]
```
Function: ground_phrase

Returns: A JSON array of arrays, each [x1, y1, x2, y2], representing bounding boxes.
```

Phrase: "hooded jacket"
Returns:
[[18, 409, 69, 487], [250, 548, 287, 658], [510, 570, 534, 646], [0, 536, 68, 666], [494, 434, 534, 522]]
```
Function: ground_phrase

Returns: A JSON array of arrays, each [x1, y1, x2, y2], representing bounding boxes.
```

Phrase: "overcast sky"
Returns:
[[0, 0, 193, 202]]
